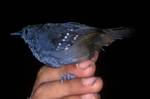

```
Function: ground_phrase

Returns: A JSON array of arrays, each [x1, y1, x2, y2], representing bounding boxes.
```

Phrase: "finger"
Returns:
[[62, 93, 100, 99], [33, 60, 96, 91], [31, 77, 103, 99]]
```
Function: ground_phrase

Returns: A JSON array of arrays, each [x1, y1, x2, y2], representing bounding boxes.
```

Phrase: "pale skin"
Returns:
[[30, 52, 103, 99]]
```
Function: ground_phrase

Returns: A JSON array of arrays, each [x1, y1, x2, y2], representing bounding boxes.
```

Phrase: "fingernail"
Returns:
[[82, 77, 97, 86], [81, 93, 97, 99], [76, 61, 93, 70]]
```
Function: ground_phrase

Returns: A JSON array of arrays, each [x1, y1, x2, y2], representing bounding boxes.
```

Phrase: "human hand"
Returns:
[[30, 52, 103, 99]]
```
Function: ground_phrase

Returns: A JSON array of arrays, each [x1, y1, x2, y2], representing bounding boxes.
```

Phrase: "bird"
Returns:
[[11, 22, 132, 81]]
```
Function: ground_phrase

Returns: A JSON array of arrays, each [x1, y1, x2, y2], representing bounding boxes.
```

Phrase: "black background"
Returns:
[[1, 1, 147, 99]]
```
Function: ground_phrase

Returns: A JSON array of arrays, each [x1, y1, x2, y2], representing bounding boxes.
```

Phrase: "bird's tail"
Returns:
[[102, 27, 134, 40]]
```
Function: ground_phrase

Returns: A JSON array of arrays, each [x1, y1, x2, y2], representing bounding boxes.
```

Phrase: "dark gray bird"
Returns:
[[11, 22, 131, 81]]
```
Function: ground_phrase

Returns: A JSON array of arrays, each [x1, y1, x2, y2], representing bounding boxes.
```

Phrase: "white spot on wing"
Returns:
[[66, 33, 70, 36], [64, 47, 69, 50], [70, 29, 73, 31], [58, 43, 61, 45], [62, 39, 65, 41], [64, 36, 67, 39], [73, 35, 79, 40], [67, 44, 71, 47]]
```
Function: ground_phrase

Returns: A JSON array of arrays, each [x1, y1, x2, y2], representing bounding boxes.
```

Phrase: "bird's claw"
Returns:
[[60, 73, 76, 84]]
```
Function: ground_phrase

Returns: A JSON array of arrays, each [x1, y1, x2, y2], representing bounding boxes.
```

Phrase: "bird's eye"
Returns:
[[24, 29, 28, 34]]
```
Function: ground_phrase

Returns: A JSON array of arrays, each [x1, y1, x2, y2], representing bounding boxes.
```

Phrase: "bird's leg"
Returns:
[[60, 73, 76, 84]]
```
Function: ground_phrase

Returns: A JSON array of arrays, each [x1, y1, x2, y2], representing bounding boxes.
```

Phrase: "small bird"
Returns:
[[11, 22, 132, 81]]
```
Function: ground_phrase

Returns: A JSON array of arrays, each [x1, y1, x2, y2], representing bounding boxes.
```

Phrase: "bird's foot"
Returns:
[[60, 73, 76, 84]]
